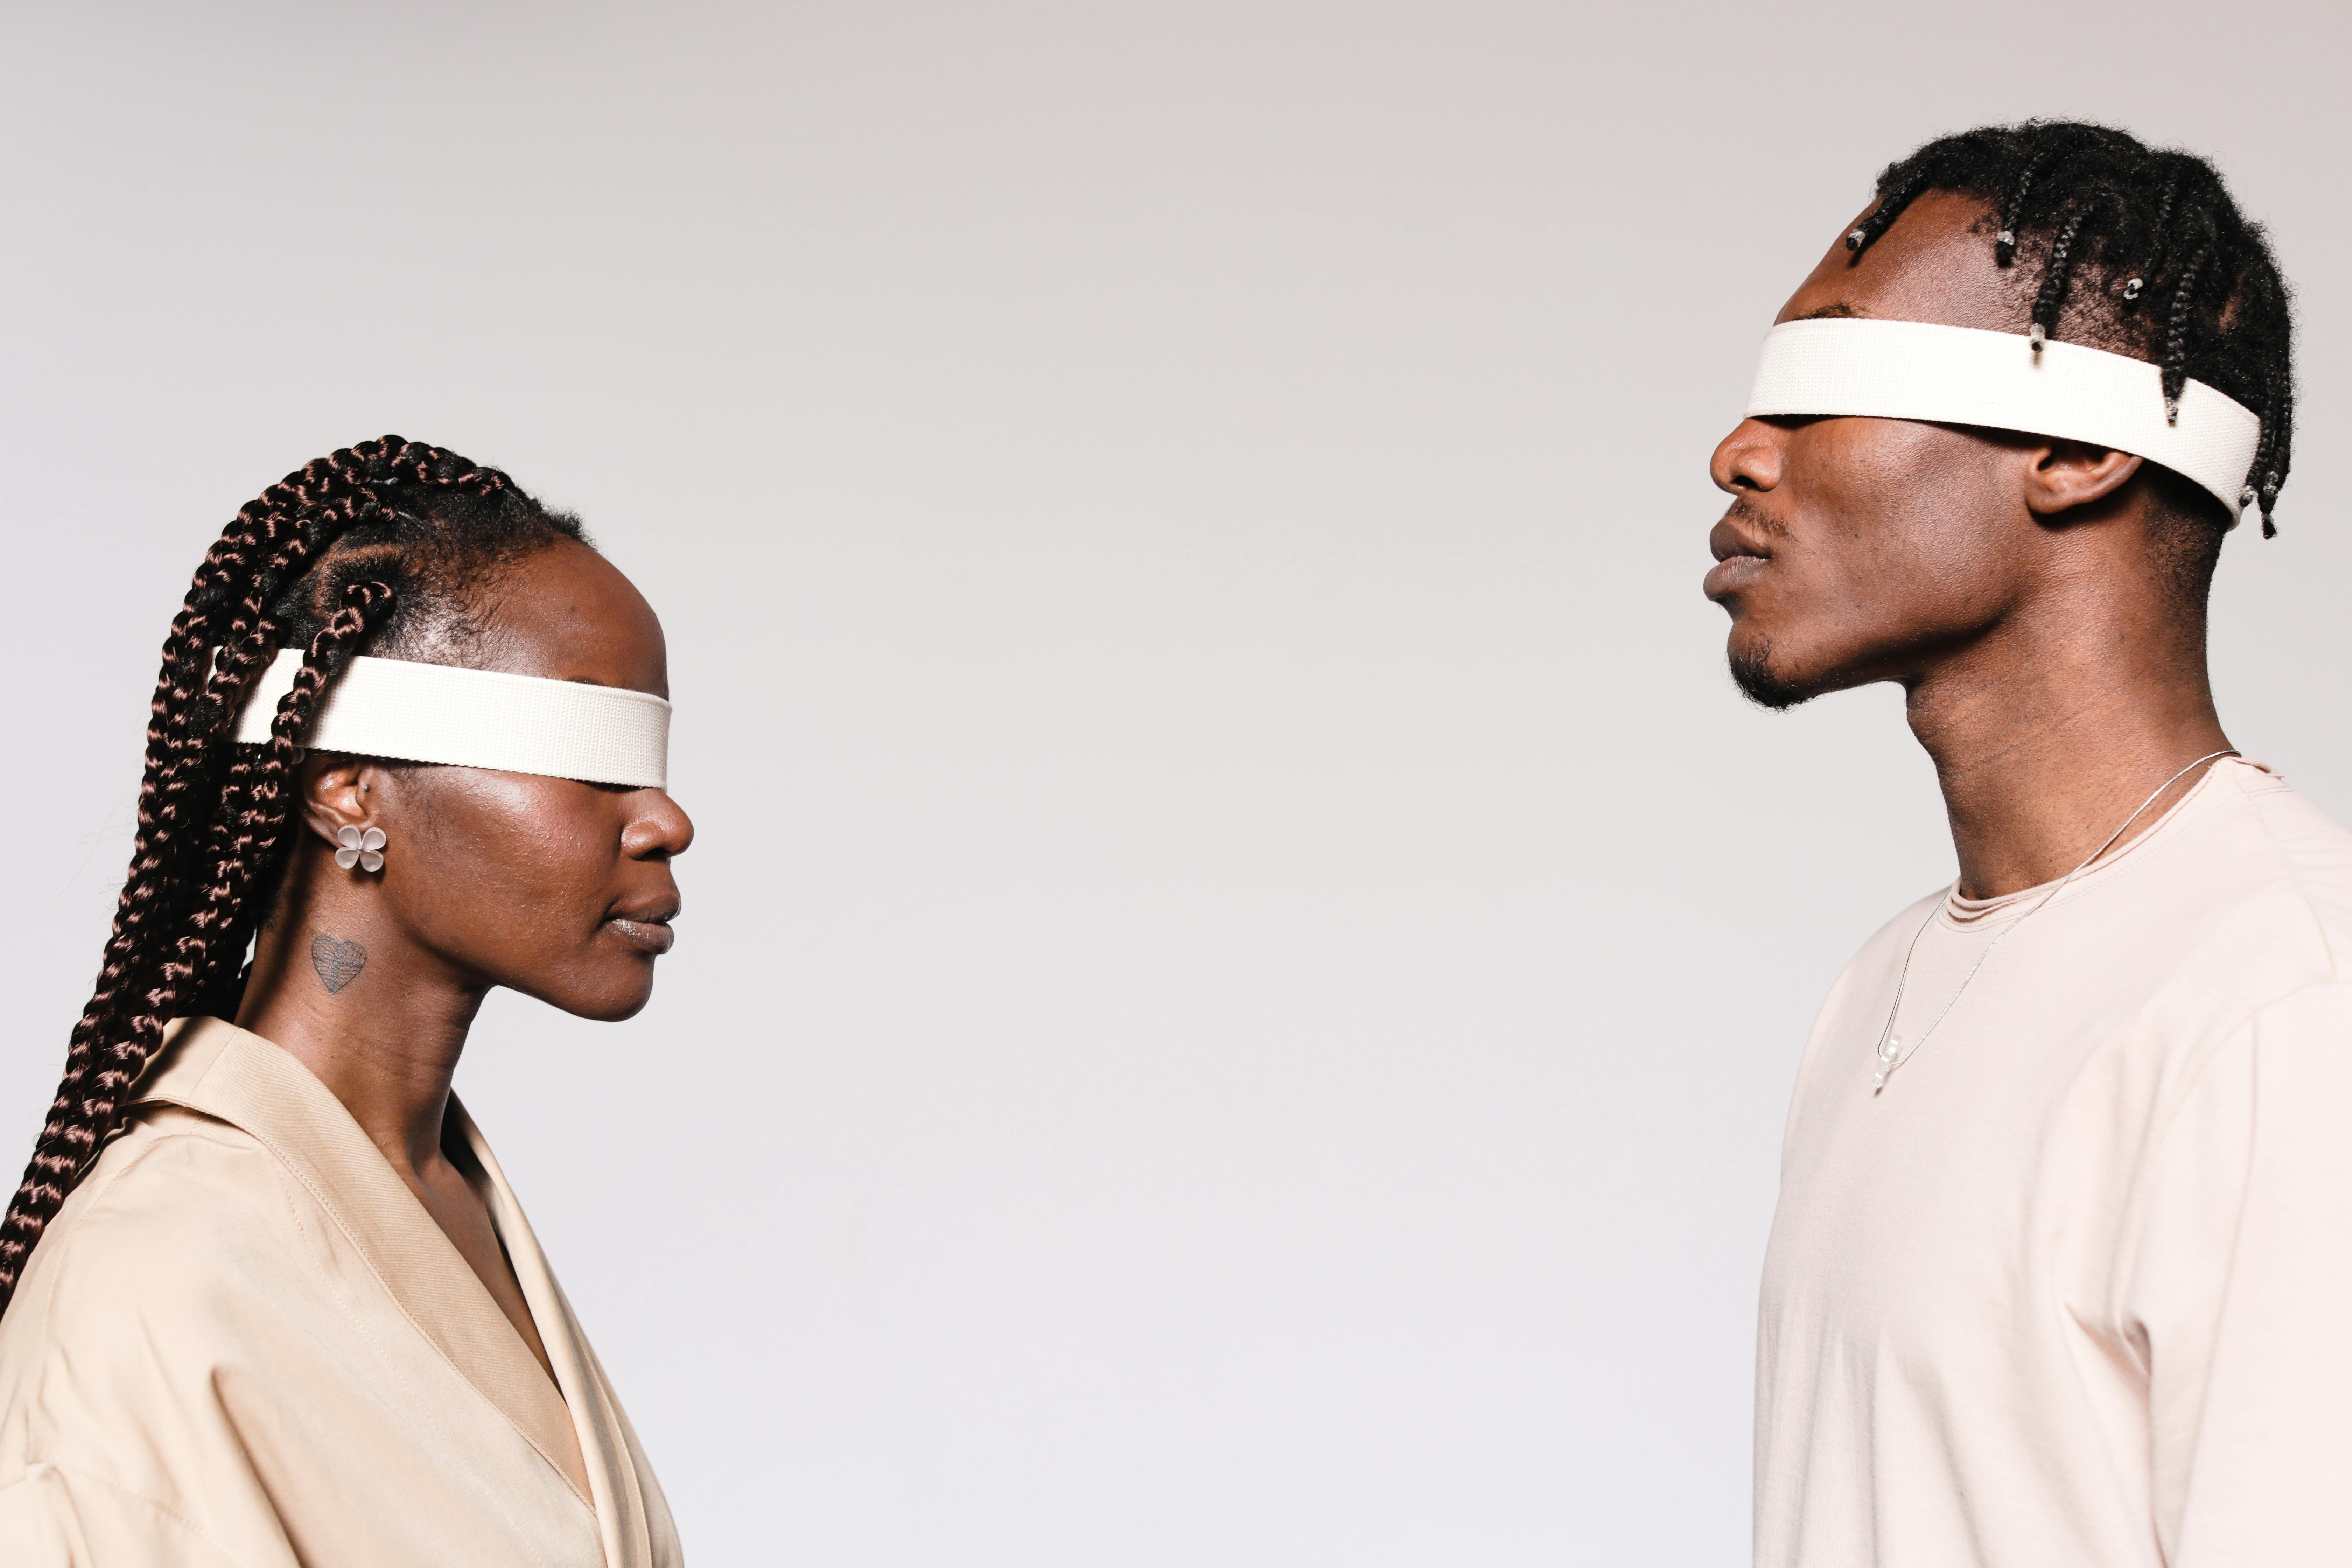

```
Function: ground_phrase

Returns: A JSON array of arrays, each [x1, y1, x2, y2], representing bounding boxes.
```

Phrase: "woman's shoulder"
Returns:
[[0, 1108, 322, 1364], [0, 1107, 345, 1502]]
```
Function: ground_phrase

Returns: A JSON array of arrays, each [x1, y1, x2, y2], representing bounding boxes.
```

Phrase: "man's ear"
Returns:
[[299, 759, 385, 849], [2023, 439, 2144, 518]]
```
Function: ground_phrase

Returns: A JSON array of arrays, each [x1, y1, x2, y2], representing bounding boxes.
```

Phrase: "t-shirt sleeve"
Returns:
[[2130, 980, 2352, 1565]]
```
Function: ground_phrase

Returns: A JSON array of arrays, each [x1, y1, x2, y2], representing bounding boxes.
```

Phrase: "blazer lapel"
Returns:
[[131, 1018, 596, 1508], [454, 1101, 655, 1568]]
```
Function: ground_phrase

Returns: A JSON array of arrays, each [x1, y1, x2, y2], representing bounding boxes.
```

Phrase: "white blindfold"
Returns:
[[232, 650, 671, 790], [1745, 317, 2261, 519]]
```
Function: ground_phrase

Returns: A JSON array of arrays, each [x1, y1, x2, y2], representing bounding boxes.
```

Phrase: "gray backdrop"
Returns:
[[2, 2, 2346, 1561]]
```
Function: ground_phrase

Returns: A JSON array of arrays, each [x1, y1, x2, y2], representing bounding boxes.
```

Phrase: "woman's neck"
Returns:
[[236, 882, 486, 1180], [234, 860, 568, 1393]]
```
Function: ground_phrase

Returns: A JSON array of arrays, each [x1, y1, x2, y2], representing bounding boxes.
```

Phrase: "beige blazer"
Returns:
[[0, 1017, 680, 1566]]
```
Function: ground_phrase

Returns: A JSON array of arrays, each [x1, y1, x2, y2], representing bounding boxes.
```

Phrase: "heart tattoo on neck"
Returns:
[[310, 933, 368, 995]]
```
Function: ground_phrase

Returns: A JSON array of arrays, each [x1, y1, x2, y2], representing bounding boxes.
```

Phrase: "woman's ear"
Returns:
[[299, 759, 384, 849], [2023, 439, 2144, 518]]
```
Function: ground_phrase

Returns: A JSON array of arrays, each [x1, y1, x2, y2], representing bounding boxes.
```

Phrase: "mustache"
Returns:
[[1718, 495, 1790, 541]]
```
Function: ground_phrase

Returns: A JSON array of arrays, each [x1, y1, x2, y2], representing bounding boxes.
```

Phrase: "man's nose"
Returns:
[[1711, 417, 1786, 496]]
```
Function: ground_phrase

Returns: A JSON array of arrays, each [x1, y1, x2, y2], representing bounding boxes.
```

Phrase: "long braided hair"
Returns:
[[0, 437, 586, 1314], [1844, 121, 2296, 538]]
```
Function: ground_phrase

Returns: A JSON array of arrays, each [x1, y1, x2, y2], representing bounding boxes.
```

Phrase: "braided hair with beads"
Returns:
[[0, 438, 587, 1314], [1842, 121, 2295, 538]]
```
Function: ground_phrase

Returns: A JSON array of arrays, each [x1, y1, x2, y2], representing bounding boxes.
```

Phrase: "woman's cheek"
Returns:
[[417, 778, 609, 958]]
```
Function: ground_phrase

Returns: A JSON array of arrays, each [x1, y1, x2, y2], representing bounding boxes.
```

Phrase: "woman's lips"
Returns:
[[605, 918, 676, 955]]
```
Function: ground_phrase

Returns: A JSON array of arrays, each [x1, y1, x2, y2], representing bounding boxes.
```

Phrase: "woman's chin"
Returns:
[[571, 980, 657, 1023], [514, 965, 659, 1024]]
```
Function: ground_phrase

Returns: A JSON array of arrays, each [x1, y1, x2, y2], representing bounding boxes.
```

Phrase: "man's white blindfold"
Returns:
[[1745, 317, 2261, 519], [233, 650, 671, 790]]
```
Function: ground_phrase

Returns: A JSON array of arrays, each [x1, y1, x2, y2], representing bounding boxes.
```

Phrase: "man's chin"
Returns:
[[1728, 642, 1819, 711]]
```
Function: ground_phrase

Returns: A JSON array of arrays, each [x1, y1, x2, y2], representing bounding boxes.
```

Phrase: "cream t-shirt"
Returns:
[[1758, 758, 2352, 1567]]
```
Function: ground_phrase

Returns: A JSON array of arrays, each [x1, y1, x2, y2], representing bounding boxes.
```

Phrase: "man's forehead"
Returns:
[[1772, 191, 2032, 333]]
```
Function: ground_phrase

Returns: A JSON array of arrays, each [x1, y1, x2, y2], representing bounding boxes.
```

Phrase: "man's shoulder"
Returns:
[[2064, 766, 2352, 1040], [2168, 766, 2352, 978], [2213, 765, 2352, 930], [1821, 768, 2352, 1027]]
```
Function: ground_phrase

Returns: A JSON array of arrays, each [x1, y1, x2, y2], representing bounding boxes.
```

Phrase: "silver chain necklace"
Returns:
[[1869, 749, 2239, 1092]]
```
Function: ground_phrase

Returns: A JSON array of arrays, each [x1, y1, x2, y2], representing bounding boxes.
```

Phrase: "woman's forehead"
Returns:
[[464, 541, 670, 700]]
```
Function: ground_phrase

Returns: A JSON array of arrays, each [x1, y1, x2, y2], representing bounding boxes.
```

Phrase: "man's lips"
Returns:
[[1704, 555, 1767, 601], [1704, 510, 1775, 601], [1709, 506, 1777, 562]]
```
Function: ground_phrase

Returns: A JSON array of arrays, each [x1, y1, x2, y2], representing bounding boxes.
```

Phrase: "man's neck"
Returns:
[[1906, 612, 2230, 900]]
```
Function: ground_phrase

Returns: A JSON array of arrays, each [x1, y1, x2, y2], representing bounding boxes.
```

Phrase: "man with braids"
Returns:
[[0, 439, 689, 1565], [1707, 123, 2342, 1565]]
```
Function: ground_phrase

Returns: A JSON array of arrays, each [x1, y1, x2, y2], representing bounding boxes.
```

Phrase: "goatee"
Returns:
[[1729, 643, 1812, 711]]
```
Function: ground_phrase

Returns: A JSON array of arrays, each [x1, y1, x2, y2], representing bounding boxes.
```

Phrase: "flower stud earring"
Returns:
[[336, 826, 387, 873]]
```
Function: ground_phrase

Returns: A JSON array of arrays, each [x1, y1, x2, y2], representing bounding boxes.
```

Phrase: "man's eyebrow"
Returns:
[[1795, 303, 1864, 320]]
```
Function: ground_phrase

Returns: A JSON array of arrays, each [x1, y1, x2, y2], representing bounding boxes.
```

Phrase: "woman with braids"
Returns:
[[0, 440, 688, 1565], [1704, 124, 2338, 1564]]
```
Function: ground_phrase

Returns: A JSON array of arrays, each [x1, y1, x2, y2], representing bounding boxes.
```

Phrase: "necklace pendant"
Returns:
[[1872, 1035, 1901, 1090]]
